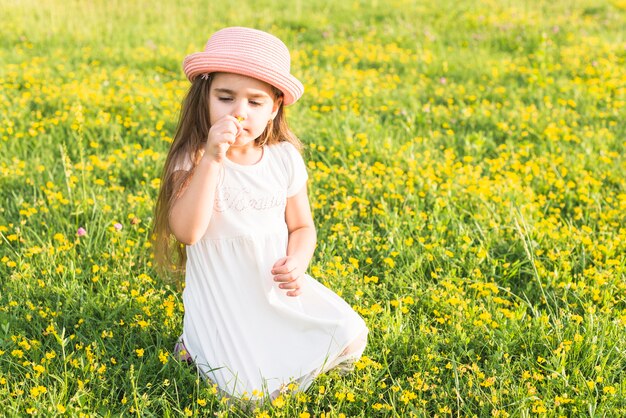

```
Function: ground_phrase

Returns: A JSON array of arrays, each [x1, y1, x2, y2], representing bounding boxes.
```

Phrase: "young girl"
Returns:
[[153, 27, 368, 401]]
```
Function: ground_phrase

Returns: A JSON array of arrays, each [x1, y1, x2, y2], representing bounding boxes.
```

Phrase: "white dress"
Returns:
[[179, 142, 368, 400]]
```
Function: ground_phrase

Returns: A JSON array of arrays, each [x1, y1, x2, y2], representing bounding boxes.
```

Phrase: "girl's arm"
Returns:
[[168, 157, 221, 245], [169, 115, 241, 245], [272, 185, 317, 296]]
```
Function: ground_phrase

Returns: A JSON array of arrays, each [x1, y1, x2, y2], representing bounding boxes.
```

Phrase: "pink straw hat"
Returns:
[[183, 27, 304, 106]]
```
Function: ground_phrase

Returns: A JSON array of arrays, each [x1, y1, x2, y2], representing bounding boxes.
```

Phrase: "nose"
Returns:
[[233, 101, 247, 121]]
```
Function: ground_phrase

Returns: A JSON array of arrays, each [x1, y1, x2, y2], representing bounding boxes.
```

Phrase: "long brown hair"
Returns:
[[152, 74, 302, 275]]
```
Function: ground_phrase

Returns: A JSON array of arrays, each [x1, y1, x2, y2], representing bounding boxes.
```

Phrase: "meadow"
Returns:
[[1, 0, 625, 416]]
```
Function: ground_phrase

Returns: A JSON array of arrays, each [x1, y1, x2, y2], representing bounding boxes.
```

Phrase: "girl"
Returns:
[[153, 27, 368, 401]]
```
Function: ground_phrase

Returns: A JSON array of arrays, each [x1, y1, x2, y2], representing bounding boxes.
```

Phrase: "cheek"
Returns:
[[251, 111, 272, 131], [208, 99, 227, 124]]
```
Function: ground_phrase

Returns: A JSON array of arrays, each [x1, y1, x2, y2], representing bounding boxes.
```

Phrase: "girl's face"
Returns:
[[209, 72, 282, 147]]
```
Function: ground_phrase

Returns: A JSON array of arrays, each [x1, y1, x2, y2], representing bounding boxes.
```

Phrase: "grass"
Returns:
[[1, 0, 625, 416]]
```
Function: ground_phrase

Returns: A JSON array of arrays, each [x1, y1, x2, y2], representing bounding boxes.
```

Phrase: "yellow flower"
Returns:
[[272, 395, 285, 408], [30, 385, 47, 398], [383, 257, 395, 268], [603, 386, 617, 395], [135, 348, 144, 357]]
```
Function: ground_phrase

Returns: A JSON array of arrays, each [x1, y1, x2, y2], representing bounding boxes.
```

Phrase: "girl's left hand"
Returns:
[[271, 256, 304, 297]]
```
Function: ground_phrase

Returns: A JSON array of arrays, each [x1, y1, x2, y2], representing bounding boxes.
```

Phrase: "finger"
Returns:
[[221, 116, 243, 136], [213, 117, 238, 134], [218, 142, 232, 154], [273, 272, 298, 283], [233, 119, 243, 137], [273, 267, 297, 279], [287, 288, 302, 297], [279, 281, 300, 290], [219, 127, 238, 138], [272, 257, 288, 270], [280, 280, 300, 291], [272, 262, 296, 275], [213, 138, 233, 155], [214, 137, 234, 150], [208, 126, 236, 146], [272, 266, 293, 276]]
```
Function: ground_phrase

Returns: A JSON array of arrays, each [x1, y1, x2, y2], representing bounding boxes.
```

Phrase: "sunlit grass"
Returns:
[[1, 0, 625, 416]]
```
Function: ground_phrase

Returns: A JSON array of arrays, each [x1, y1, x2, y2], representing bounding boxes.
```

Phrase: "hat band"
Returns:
[[183, 53, 303, 105]]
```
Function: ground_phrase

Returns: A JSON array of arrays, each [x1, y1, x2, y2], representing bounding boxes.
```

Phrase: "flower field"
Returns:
[[1, 0, 625, 416]]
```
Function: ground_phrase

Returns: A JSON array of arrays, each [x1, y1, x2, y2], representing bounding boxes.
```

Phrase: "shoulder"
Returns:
[[266, 141, 304, 164], [266, 142, 308, 196], [268, 141, 301, 155]]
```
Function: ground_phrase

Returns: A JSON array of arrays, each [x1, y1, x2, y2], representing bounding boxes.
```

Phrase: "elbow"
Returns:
[[169, 212, 209, 246], [300, 224, 317, 244], [171, 226, 205, 247], [175, 231, 203, 246], [177, 237, 195, 247], [305, 223, 317, 240]]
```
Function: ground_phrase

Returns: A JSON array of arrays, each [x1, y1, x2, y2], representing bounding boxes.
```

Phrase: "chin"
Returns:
[[232, 136, 256, 147]]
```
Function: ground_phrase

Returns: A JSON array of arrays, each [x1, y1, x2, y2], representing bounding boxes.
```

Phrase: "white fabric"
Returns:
[[180, 142, 368, 400]]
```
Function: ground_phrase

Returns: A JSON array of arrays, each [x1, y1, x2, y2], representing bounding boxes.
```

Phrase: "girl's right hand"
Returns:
[[203, 116, 242, 162]]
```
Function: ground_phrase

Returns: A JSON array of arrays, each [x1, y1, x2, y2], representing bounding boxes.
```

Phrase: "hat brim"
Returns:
[[183, 52, 304, 106]]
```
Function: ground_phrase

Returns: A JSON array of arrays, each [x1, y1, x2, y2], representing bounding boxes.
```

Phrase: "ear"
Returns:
[[271, 96, 283, 119]]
